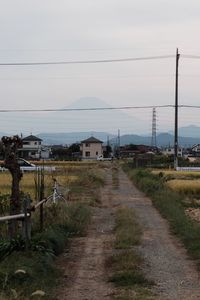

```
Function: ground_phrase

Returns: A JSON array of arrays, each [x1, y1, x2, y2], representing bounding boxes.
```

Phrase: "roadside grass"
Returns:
[[0, 161, 106, 299], [0, 201, 91, 299], [69, 168, 105, 206], [112, 165, 119, 190], [123, 165, 200, 268], [108, 207, 154, 300]]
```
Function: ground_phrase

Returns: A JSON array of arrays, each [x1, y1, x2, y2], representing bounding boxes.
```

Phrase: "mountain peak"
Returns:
[[67, 97, 111, 109]]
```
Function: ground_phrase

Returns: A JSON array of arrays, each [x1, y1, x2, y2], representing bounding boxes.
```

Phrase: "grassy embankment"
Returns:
[[123, 164, 200, 269], [0, 161, 105, 299]]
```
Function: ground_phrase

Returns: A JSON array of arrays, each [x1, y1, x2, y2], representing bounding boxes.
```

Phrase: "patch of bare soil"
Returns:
[[186, 208, 200, 222]]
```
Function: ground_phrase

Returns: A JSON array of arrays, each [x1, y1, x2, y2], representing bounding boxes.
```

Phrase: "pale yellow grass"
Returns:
[[152, 170, 200, 178], [0, 172, 78, 200], [166, 179, 200, 194]]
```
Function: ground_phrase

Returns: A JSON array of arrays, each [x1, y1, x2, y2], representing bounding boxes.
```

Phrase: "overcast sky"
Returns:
[[0, 0, 200, 134]]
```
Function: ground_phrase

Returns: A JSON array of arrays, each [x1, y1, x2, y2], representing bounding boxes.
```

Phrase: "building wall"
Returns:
[[19, 140, 46, 160], [23, 141, 41, 149], [162, 148, 183, 157], [81, 142, 103, 159]]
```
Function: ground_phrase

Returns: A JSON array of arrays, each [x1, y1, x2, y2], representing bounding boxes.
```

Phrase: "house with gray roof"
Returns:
[[80, 136, 103, 159], [18, 134, 50, 160]]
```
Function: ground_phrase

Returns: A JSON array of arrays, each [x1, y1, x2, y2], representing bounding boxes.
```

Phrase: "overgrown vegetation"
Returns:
[[0, 161, 105, 299], [123, 164, 200, 269], [108, 207, 154, 300], [68, 167, 105, 206], [112, 165, 119, 190], [0, 202, 91, 299]]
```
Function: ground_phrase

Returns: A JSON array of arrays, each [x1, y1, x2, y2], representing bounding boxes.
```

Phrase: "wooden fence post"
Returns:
[[40, 203, 44, 231], [22, 195, 31, 249]]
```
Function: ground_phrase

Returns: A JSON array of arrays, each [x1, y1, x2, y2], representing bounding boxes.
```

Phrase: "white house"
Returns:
[[162, 147, 183, 157], [18, 135, 51, 160], [80, 137, 103, 159]]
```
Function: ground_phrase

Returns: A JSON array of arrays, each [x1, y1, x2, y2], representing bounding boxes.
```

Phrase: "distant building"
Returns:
[[119, 144, 157, 158], [191, 144, 200, 154], [80, 136, 103, 159], [162, 147, 183, 157], [18, 135, 51, 160]]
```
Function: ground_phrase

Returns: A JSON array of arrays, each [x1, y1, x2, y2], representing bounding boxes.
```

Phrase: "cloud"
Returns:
[[0, 0, 200, 132]]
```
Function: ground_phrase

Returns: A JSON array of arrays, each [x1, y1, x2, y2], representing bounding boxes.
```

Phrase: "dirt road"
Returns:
[[55, 166, 200, 300], [54, 168, 115, 300]]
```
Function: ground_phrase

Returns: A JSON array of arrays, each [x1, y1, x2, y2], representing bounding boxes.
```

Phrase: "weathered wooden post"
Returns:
[[39, 168, 44, 231], [22, 195, 31, 249]]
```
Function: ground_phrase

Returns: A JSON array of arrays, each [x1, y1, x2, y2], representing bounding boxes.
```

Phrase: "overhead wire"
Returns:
[[0, 104, 200, 113], [0, 105, 174, 113], [182, 55, 200, 59], [0, 55, 174, 66]]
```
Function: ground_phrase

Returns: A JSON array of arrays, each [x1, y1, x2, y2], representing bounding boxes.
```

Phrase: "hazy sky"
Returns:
[[0, 0, 200, 134]]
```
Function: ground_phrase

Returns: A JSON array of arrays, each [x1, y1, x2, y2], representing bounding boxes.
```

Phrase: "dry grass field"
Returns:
[[0, 160, 106, 207], [166, 179, 200, 194], [151, 169, 200, 223], [152, 169, 200, 178], [152, 169, 200, 195], [0, 171, 78, 199]]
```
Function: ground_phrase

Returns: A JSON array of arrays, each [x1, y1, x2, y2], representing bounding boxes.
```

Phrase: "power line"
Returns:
[[1, 104, 200, 113], [0, 55, 174, 66], [182, 55, 200, 59], [0, 105, 174, 113], [1, 53, 200, 67], [179, 105, 200, 108]]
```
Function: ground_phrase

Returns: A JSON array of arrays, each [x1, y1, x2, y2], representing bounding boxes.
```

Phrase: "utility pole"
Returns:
[[118, 129, 120, 158], [151, 107, 157, 148], [174, 48, 180, 169]]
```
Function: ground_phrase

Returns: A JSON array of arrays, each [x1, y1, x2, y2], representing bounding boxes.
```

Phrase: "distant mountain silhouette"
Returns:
[[35, 131, 200, 147], [169, 125, 200, 138], [110, 132, 200, 147], [57, 97, 145, 134], [38, 131, 116, 145]]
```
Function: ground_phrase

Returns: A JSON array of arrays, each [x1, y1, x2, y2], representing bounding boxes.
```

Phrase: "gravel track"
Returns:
[[116, 169, 200, 300]]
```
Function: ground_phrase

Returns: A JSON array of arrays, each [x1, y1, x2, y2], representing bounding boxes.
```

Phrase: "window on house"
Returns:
[[96, 151, 98, 155], [85, 151, 90, 157], [85, 143, 90, 147]]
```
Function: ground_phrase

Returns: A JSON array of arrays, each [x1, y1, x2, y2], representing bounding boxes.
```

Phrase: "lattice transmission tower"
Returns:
[[151, 107, 157, 148]]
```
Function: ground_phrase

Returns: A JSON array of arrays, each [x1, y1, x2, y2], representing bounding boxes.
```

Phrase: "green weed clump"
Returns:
[[124, 166, 200, 266], [108, 207, 153, 300], [0, 202, 91, 299], [115, 208, 142, 249]]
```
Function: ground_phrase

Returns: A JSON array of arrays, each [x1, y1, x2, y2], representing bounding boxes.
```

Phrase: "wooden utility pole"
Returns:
[[174, 48, 180, 169]]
